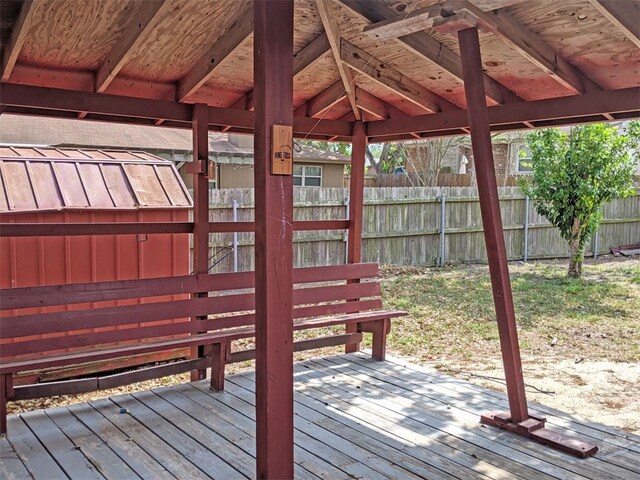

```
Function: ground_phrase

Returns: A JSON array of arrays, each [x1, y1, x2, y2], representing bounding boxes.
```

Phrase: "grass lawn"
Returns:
[[381, 257, 640, 364]]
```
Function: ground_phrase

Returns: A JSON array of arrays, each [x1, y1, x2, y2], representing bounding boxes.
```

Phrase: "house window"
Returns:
[[516, 146, 533, 174], [293, 165, 322, 186]]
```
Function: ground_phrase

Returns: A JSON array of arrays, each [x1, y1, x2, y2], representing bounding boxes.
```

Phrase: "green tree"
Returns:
[[520, 122, 639, 278]]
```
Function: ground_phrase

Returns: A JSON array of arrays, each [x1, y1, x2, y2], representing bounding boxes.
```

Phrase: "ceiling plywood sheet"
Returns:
[[101, 164, 136, 208], [294, 0, 326, 52], [294, 56, 342, 107], [20, 0, 131, 70], [123, 163, 170, 207], [353, 77, 429, 116], [77, 163, 115, 209], [201, 39, 254, 106], [122, 0, 250, 83], [508, 1, 640, 90], [27, 161, 63, 210], [1, 161, 37, 210]]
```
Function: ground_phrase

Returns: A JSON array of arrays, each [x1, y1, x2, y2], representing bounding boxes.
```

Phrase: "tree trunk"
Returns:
[[568, 217, 583, 278]]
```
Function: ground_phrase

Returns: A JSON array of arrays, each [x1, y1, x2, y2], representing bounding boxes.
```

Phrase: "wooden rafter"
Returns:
[[315, 0, 360, 120], [340, 0, 521, 105], [589, 0, 640, 49], [229, 33, 331, 111], [177, 5, 253, 101], [294, 81, 346, 117], [355, 88, 407, 119], [95, 0, 168, 93], [1, 0, 40, 81], [340, 39, 458, 113]]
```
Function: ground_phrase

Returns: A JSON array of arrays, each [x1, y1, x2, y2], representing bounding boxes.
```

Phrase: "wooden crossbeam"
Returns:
[[340, 38, 458, 113], [445, 2, 603, 95], [177, 5, 253, 101], [294, 81, 346, 117], [229, 33, 331, 111], [315, 0, 360, 120], [95, 0, 168, 93], [340, 0, 521, 105], [1, 0, 40, 81], [355, 88, 407, 119], [589, 0, 640, 49]]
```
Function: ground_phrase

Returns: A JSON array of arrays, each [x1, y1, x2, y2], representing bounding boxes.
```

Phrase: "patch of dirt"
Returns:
[[430, 355, 640, 434]]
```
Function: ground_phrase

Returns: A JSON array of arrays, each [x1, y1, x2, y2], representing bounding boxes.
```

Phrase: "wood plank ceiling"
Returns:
[[0, 0, 638, 124]]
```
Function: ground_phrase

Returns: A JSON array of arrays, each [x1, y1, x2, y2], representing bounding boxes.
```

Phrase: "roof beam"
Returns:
[[340, 0, 521, 105], [1, 0, 40, 81], [315, 0, 360, 120], [294, 81, 347, 117], [0, 83, 354, 139], [366, 86, 640, 138], [355, 88, 407, 119], [177, 5, 253, 101], [95, 0, 168, 93], [229, 33, 331, 111], [589, 0, 640, 49], [340, 38, 459, 113]]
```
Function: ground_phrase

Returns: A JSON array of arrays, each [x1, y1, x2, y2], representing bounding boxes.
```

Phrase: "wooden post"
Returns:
[[254, 1, 295, 478], [191, 103, 209, 381], [457, 27, 529, 423], [345, 121, 366, 353]]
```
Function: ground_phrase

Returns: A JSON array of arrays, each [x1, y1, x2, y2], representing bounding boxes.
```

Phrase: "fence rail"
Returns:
[[202, 187, 640, 273]]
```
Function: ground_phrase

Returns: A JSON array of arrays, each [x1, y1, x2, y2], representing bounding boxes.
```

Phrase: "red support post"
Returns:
[[458, 26, 597, 458], [191, 103, 209, 381], [345, 121, 366, 353], [253, 1, 295, 478]]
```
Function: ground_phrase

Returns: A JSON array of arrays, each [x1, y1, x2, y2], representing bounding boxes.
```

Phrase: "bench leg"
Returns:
[[210, 342, 229, 392], [361, 319, 390, 361], [1, 374, 12, 436]]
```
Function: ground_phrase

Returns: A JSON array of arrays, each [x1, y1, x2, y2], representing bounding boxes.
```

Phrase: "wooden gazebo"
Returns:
[[1, 0, 639, 478]]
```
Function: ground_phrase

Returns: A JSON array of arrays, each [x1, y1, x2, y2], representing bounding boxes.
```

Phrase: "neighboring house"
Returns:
[[404, 135, 529, 187], [0, 116, 349, 191]]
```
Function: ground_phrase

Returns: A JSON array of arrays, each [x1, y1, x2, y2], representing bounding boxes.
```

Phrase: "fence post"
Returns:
[[344, 196, 350, 264], [439, 192, 446, 267], [593, 227, 599, 259], [232, 199, 239, 272], [523, 195, 530, 263]]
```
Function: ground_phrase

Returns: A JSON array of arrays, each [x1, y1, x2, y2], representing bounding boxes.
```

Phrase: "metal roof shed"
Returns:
[[0, 146, 193, 382]]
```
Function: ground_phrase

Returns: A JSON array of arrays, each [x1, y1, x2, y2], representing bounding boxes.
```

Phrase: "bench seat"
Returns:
[[0, 263, 407, 434]]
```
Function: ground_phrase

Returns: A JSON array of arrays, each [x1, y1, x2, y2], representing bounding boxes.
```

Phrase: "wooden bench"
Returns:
[[0, 263, 406, 434]]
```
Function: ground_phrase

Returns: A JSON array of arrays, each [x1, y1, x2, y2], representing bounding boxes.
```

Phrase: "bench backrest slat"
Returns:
[[1, 263, 384, 359], [1, 263, 379, 311]]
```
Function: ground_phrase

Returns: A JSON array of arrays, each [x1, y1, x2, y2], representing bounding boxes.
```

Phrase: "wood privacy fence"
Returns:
[[202, 187, 640, 273]]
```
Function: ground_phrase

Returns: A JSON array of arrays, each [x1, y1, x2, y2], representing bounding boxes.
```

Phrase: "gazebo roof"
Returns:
[[1, 0, 638, 141]]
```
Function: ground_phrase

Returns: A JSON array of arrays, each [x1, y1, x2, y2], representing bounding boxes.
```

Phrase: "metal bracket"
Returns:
[[481, 411, 599, 458]]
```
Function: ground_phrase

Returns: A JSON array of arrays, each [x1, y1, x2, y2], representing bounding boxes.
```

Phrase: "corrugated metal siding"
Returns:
[[0, 146, 191, 212]]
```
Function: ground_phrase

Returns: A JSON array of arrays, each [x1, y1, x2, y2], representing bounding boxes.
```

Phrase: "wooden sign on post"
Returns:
[[271, 124, 293, 175]]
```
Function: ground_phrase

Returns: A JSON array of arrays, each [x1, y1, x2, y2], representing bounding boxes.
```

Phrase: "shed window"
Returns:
[[293, 165, 322, 187]]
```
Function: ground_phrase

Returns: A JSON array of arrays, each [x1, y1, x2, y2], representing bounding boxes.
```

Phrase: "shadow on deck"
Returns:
[[2, 353, 639, 479]]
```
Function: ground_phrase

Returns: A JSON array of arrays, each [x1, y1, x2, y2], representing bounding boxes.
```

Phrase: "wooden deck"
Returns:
[[2, 353, 639, 480]]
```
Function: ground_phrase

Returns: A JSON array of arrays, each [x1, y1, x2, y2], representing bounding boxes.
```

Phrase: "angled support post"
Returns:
[[254, 1, 295, 478], [345, 121, 366, 353], [458, 26, 597, 459], [191, 102, 210, 381]]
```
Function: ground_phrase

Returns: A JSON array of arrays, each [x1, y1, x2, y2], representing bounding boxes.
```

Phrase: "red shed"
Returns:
[[0, 146, 192, 383]]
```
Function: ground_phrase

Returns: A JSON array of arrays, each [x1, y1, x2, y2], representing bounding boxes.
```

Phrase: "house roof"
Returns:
[[0, 115, 350, 164], [0, 146, 192, 213]]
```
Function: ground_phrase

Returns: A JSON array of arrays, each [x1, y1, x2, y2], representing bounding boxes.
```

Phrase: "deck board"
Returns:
[[3, 353, 639, 480]]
